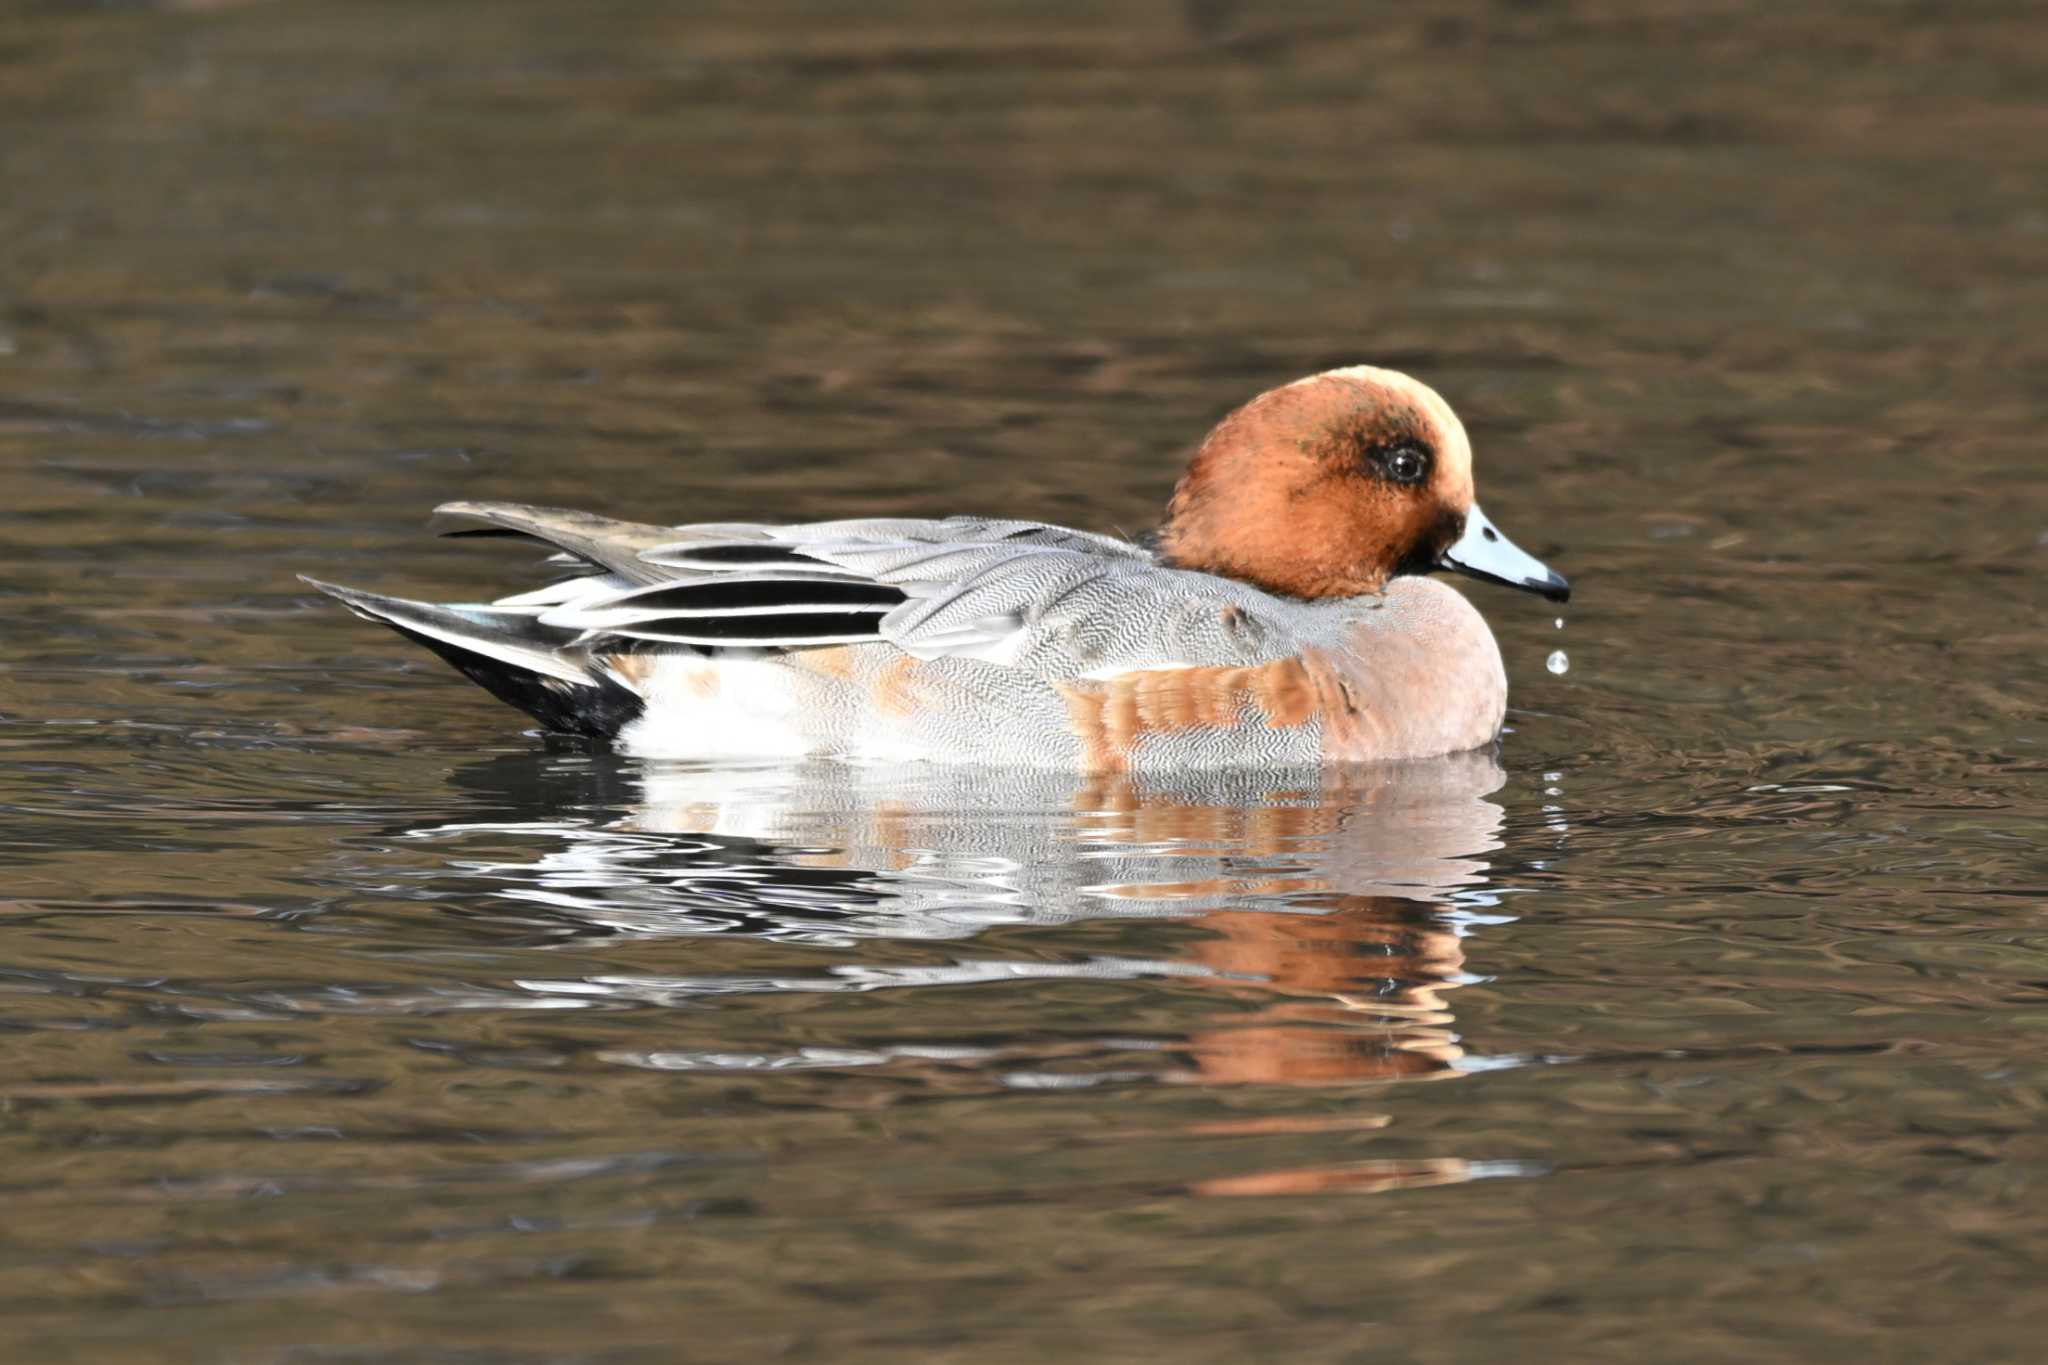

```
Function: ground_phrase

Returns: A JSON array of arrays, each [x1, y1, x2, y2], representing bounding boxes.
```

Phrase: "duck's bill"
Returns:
[[1439, 505, 1570, 603]]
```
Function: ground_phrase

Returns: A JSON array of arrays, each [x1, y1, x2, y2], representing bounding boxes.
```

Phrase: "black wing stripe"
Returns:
[[440, 527, 556, 543], [602, 610, 889, 645], [650, 543, 827, 566], [614, 578, 906, 613], [640, 542, 861, 573]]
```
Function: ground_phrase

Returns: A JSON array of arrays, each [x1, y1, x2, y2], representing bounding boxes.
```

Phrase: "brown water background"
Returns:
[[2, 1, 2046, 1360]]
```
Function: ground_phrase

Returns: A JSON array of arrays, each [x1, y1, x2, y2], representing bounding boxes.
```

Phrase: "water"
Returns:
[[3, 1, 2046, 1359]]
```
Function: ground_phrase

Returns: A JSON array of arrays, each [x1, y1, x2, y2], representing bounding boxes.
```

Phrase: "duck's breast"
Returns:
[[1309, 578, 1508, 762]]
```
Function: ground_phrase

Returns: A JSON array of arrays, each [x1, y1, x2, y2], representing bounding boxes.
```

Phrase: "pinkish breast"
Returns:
[[1314, 579, 1508, 762]]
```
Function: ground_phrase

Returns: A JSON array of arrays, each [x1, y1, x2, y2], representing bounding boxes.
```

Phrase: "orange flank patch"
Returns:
[[1055, 649, 1365, 771], [601, 652, 718, 699], [602, 652, 657, 689], [792, 644, 860, 681], [871, 654, 932, 718]]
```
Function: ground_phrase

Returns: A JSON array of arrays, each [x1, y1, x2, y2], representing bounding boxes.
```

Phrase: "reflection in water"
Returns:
[[389, 751, 1525, 1113]]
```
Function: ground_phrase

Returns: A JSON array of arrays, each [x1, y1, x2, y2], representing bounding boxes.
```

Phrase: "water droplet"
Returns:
[[1553, 617, 1565, 630], [1542, 771, 1562, 783], [1546, 649, 1569, 675]]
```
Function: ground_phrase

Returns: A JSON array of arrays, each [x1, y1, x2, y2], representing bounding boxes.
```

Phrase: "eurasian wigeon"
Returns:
[[307, 365, 1568, 770]]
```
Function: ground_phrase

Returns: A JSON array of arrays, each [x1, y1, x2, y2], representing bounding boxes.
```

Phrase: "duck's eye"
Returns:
[[1374, 443, 1431, 486]]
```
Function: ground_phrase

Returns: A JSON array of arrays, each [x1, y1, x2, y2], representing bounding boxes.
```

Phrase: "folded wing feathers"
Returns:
[[411, 507, 1162, 658], [539, 575, 905, 634], [492, 575, 630, 609], [582, 614, 892, 648], [638, 541, 872, 577]]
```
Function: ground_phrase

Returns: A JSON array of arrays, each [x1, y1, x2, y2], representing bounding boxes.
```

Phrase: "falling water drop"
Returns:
[[1554, 617, 1564, 630], [1546, 649, 1569, 675]]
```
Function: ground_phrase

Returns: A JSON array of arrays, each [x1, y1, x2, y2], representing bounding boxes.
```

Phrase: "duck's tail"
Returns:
[[301, 577, 645, 740]]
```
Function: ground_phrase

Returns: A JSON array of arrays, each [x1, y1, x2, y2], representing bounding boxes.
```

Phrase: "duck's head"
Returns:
[[1155, 366, 1569, 604]]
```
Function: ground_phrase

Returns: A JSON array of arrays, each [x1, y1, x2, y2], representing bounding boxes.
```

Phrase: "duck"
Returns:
[[306, 365, 1568, 771]]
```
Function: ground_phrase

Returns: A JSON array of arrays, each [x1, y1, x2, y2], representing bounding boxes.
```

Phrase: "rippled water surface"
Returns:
[[4, 2, 2047, 1360]]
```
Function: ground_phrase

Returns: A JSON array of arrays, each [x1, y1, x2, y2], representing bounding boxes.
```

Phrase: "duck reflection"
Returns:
[[1177, 894, 1472, 1086], [410, 749, 1511, 1093]]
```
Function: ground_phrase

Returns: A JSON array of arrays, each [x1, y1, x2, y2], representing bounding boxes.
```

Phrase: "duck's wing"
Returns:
[[536, 513, 1174, 656], [534, 511, 1291, 674], [309, 503, 1161, 653]]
